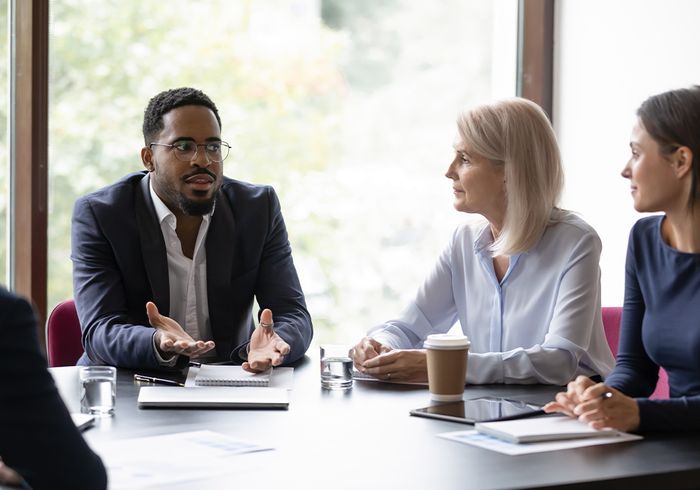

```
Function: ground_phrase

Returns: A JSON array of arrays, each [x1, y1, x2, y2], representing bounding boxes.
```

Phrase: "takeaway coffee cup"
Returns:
[[424, 334, 470, 402]]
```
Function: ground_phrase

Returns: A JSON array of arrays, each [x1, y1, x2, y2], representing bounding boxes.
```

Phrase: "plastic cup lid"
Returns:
[[423, 333, 470, 350]]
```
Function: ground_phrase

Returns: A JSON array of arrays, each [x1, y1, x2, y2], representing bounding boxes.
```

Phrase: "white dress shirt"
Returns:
[[369, 211, 615, 385], [149, 181, 215, 364]]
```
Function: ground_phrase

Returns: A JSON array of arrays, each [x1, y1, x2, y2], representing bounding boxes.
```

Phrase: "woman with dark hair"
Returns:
[[545, 86, 700, 432]]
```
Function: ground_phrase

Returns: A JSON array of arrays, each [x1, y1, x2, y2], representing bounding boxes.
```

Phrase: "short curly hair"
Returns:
[[142, 87, 222, 144]]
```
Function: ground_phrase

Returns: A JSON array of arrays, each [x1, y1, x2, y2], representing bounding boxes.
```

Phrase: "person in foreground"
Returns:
[[351, 98, 614, 384], [72, 87, 312, 371], [0, 287, 107, 489], [545, 86, 700, 433]]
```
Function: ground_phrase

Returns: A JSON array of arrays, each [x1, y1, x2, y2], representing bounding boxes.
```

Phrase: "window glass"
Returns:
[[554, 0, 700, 306], [49, 0, 517, 341]]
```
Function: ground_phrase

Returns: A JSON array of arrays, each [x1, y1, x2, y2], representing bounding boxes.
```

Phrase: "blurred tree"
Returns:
[[48, 0, 343, 315], [47, 0, 507, 342]]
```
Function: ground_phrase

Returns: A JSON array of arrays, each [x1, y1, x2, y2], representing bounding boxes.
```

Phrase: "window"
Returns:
[[554, 0, 700, 306], [48, 0, 517, 341]]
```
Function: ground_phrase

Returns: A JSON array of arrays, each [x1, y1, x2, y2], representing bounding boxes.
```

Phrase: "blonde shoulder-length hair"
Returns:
[[456, 97, 564, 256]]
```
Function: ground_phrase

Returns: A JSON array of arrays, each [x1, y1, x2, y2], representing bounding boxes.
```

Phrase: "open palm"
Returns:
[[243, 309, 290, 372], [146, 302, 215, 357]]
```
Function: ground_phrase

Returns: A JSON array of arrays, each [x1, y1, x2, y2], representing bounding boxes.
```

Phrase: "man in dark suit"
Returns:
[[71, 87, 312, 370], [0, 287, 107, 489]]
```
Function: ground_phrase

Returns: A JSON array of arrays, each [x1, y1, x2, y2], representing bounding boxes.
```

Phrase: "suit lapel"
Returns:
[[135, 173, 170, 315]]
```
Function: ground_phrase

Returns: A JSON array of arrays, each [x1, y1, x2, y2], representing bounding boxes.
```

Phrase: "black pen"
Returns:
[[133, 374, 184, 387]]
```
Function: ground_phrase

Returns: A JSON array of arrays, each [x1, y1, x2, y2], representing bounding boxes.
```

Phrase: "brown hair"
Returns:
[[637, 86, 700, 211]]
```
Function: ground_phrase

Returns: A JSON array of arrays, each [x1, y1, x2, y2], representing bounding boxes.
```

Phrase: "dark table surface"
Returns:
[[80, 354, 700, 490]]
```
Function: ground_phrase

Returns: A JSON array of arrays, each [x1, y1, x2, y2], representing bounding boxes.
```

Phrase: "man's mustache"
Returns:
[[183, 169, 217, 180]]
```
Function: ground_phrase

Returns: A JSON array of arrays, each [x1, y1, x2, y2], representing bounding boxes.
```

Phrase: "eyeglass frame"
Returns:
[[148, 139, 231, 163]]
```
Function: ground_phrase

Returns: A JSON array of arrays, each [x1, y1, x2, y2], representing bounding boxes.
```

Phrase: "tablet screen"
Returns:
[[410, 397, 543, 424]]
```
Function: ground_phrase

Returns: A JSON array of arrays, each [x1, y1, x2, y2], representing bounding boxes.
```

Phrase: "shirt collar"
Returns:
[[148, 175, 213, 228], [473, 223, 494, 255], [472, 222, 523, 264]]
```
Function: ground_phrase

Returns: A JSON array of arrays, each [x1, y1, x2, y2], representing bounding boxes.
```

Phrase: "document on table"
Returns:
[[92, 430, 272, 489], [438, 429, 642, 455]]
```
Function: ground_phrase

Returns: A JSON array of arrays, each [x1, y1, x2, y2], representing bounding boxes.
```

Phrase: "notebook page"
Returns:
[[194, 365, 272, 387]]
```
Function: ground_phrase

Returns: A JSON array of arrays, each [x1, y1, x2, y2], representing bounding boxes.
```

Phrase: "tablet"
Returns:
[[410, 396, 543, 425]]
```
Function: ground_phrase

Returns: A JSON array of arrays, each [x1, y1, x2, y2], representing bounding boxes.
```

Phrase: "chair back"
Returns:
[[46, 299, 84, 367], [601, 306, 622, 357], [601, 306, 669, 400]]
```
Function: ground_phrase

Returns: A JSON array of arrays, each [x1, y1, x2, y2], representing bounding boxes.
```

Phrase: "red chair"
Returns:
[[46, 299, 84, 367], [602, 306, 669, 400]]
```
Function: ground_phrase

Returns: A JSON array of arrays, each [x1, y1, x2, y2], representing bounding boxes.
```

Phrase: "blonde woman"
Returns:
[[351, 98, 615, 384]]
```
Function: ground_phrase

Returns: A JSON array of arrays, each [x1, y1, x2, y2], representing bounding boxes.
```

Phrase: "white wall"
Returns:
[[553, 0, 700, 305]]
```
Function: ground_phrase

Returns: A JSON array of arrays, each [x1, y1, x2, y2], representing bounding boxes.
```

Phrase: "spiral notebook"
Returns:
[[194, 365, 272, 387]]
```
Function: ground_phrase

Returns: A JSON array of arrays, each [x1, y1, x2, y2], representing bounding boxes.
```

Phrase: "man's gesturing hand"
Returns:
[[146, 302, 215, 358], [243, 309, 290, 373]]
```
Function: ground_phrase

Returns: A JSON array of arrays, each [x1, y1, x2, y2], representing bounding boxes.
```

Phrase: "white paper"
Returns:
[[92, 430, 271, 489], [49, 366, 82, 413], [438, 429, 643, 455], [70, 413, 95, 431], [185, 366, 294, 389]]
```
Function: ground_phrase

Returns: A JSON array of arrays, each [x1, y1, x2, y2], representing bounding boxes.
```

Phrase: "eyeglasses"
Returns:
[[149, 140, 231, 163]]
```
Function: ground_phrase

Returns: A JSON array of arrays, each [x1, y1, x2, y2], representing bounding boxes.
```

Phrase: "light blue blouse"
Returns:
[[369, 211, 615, 385]]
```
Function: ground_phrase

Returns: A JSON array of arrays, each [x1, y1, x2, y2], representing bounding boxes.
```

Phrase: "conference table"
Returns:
[[79, 353, 700, 489]]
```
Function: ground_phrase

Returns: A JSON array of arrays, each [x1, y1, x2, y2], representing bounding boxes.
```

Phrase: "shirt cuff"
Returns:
[[152, 333, 179, 367], [370, 331, 404, 350]]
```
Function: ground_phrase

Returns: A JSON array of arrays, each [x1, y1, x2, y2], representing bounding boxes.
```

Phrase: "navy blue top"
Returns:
[[605, 216, 700, 432], [0, 287, 107, 489]]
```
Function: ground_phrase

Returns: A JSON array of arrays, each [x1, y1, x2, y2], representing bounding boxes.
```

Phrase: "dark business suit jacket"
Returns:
[[0, 287, 107, 490], [71, 171, 312, 369]]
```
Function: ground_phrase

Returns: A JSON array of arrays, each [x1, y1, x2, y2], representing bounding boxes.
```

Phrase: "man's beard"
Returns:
[[178, 192, 216, 216]]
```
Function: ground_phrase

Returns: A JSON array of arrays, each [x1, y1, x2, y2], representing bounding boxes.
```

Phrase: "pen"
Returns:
[[133, 374, 185, 387]]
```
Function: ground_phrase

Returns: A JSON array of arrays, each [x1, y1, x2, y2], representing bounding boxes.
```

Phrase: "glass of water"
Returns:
[[320, 344, 353, 390], [79, 366, 116, 416]]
